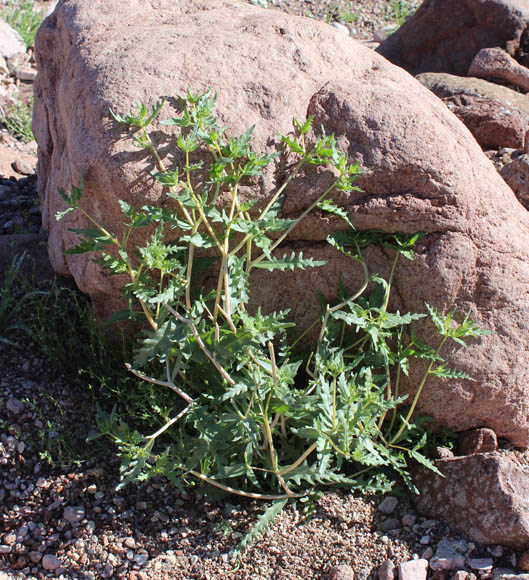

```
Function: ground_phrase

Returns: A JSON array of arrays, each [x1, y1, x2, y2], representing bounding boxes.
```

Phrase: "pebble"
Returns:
[[134, 551, 149, 566], [87, 483, 97, 494], [6, 397, 24, 414], [519, 551, 529, 572], [29, 550, 42, 563], [378, 559, 397, 580], [331, 22, 350, 35], [64, 505, 85, 523], [42, 554, 61, 570], [0, 545, 11, 553], [378, 496, 399, 514], [329, 564, 355, 580], [398, 559, 428, 580], [469, 558, 494, 571]]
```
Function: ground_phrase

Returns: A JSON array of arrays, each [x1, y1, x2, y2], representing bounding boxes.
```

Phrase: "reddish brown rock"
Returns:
[[376, 0, 529, 76], [500, 154, 529, 209], [468, 47, 529, 93], [443, 93, 527, 150], [417, 72, 529, 118], [413, 453, 529, 548], [458, 428, 498, 455], [34, 0, 529, 446], [329, 565, 355, 580]]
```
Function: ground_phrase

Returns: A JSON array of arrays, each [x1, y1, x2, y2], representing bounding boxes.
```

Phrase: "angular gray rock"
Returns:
[[376, 0, 529, 76], [413, 453, 529, 548], [34, 0, 529, 446]]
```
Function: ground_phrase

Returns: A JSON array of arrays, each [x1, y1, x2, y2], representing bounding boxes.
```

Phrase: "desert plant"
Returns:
[[386, 0, 414, 29], [57, 89, 488, 551], [0, 97, 34, 142], [0, 252, 31, 347], [1, 0, 44, 49], [338, 6, 360, 24]]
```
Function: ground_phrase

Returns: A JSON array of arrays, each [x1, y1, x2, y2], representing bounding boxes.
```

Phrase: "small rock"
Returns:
[[373, 25, 394, 43], [433, 447, 454, 459], [492, 568, 517, 580], [123, 537, 136, 549], [0, 545, 11, 554], [420, 535, 431, 545], [469, 558, 493, 571], [458, 428, 498, 456], [15, 67, 37, 82], [3, 533, 16, 545], [42, 554, 61, 570], [379, 496, 399, 514], [29, 550, 42, 563], [87, 484, 97, 494], [331, 22, 350, 36], [490, 546, 504, 558], [398, 559, 428, 580], [12, 158, 36, 176], [453, 572, 469, 580], [329, 564, 355, 580], [402, 514, 417, 527], [63, 505, 85, 523], [0, 20, 26, 59], [378, 559, 397, 580], [519, 551, 529, 572], [134, 551, 149, 566], [421, 548, 434, 560], [6, 398, 24, 415]]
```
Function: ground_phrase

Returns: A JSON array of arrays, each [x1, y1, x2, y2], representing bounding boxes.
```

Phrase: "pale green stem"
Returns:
[[389, 335, 448, 445]]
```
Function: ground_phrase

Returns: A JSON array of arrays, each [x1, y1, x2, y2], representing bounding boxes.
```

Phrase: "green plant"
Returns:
[[57, 89, 488, 552], [385, 0, 413, 29], [0, 252, 31, 347], [0, 97, 34, 142], [338, 6, 360, 24], [1, 0, 44, 49]]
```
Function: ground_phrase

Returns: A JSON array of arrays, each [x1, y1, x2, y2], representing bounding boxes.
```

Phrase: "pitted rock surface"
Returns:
[[443, 93, 527, 150], [468, 47, 529, 93], [34, 0, 529, 445], [376, 0, 529, 76], [413, 453, 529, 548]]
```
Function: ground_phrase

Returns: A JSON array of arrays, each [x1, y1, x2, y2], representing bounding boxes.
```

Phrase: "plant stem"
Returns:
[[389, 335, 448, 445]]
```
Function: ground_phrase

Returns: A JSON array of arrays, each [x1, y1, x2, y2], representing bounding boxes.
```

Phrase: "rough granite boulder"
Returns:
[[376, 0, 529, 76], [34, 0, 529, 446], [413, 453, 529, 548]]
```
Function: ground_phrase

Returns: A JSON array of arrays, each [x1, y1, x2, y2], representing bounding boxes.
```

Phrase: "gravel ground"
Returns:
[[1, 1, 528, 580]]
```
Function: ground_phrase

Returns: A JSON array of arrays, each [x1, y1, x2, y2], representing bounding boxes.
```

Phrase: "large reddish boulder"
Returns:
[[376, 0, 529, 76], [34, 0, 529, 446]]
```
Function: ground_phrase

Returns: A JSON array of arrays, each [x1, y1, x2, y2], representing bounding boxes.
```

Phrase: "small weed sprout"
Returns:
[[1, 0, 45, 49], [0, 97, 34, 142], [58, 89, 489, 553]]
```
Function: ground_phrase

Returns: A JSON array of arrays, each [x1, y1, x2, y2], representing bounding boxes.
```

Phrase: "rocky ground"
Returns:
[[1, 1, 529, 580]]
